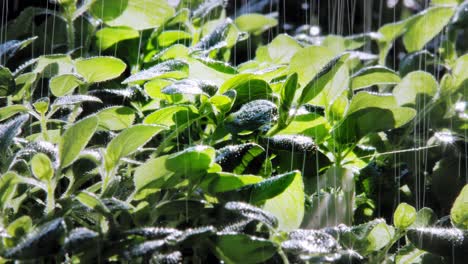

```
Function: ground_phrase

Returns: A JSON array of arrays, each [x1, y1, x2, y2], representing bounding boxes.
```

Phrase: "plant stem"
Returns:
[[40, 115, 49, 141], [46, 183, 55, 214]]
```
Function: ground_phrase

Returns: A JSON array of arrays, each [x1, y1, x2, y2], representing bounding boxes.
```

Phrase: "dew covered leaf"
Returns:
[[0, 36, 37, 62], [211, 233, 276, 264], [263, 135, 316, 153], [225, 100, 278, 134], [90, 0, 175, 30], [219, 74, 273, 108], [63, 227, 100, 254], [350, 66, 400, 90], [3, 218, 66, 260], [191, 19, 239, 53], [162, 79, 218, 96], [52, 95, 102, 108], [407, 227, 468, 258], [215, 143, 270, 176], [0, 114, 28, 158], [281, 229, 339, 257], [59, 115, 98, 168], [224, 201, 278, 228], [123, 59, 188, 84], [75, 56, 126, 83]]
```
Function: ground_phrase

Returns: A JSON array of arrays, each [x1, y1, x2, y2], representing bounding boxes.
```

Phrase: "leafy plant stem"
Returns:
[[40, 114, 49, 141], [46, 183, 55, 214]]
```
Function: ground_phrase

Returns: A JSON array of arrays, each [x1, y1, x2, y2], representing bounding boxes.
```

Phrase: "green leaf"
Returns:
[[0, 172, 19, 211], [0, 65, 16, 97], [351, 66, 400, 90], [260, 34, 302, 65], [59, 116, 98, 168], [403, 6, 455, 52], [279, 73, 298, 127], [448, 54, 468, 95], [105, 124, 167, 171], [410, 207, 437, 228], [279, 112, 331, 144], [123, 59, 189, 84], [143, 105, 198, 127], [394, 203, 417, 229], [211, 234, 276, 264], [31, 153, 54, 182], [234, 13, 277, 35], [451, 184, 468, 229], [90, 0, 175, 30], [219, 74, 273, 108], [298, 53, 350, 105], [202, 172, 262, 193], [289, 46, 335, 87], [393, 71, 438, 106], [34, 54, 74, 78], [4, 216, 33, 247], [166, 145, 216, 178], [95, 26, 139, 50], [134, 155, 176, 198], [49, 74, 84, 96], [0, 105, 29, 122], [225, 100, 278, 134], [332, 92, 417, 143], [225, 170, 298, 204], [157, 30, 192, 47], [95, 106, 135, 131], [75, 56, 126, 83], [263, 170, 304, 231], [76, 191, 111, 216]]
